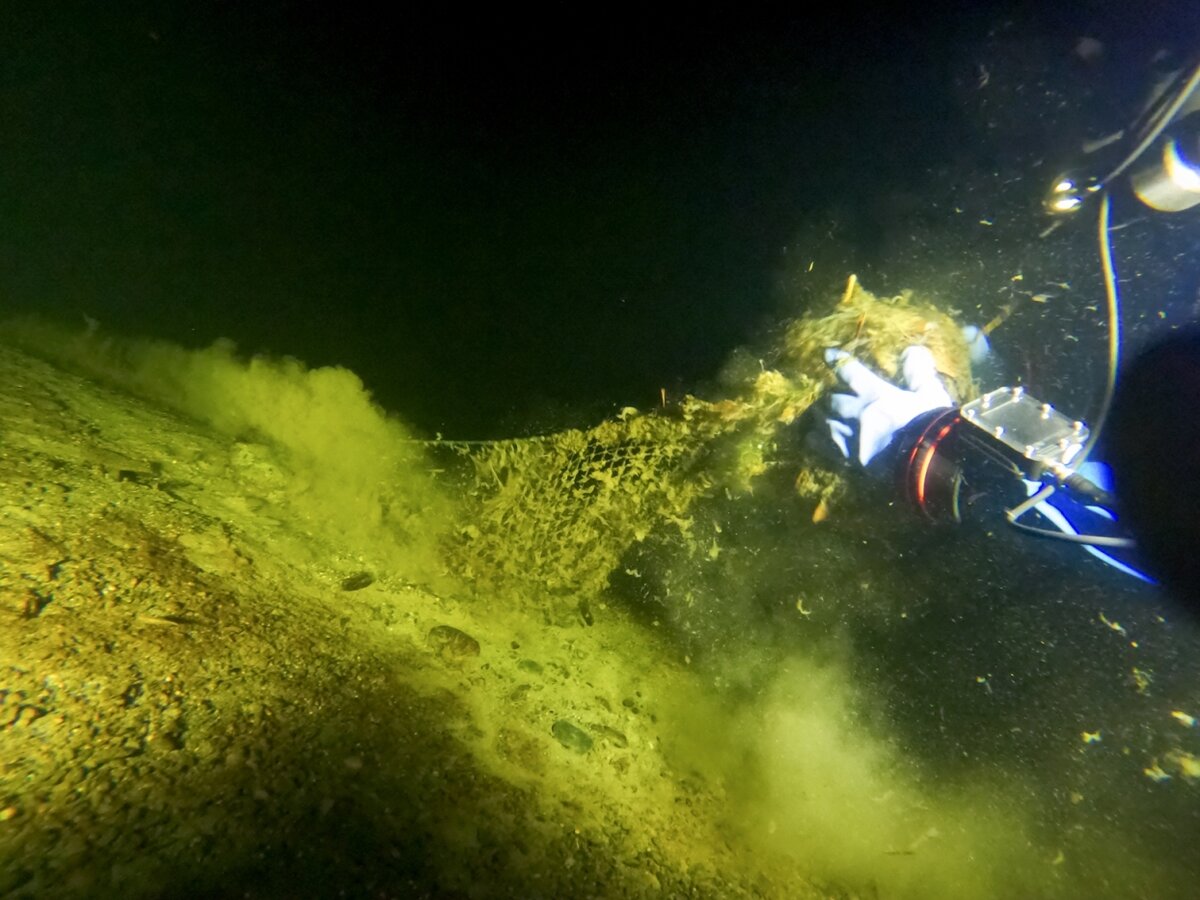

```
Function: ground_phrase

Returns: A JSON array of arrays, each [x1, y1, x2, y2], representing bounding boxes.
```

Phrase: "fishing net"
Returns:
[[443, 275, 976, 599]]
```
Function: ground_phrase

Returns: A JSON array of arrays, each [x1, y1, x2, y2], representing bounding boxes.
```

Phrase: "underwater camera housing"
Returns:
[[896, 387, 1088, 523]]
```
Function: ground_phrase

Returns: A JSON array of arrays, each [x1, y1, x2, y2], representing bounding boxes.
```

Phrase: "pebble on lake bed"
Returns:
[[551, 719, 593, 753], [427, 624, 480, 661]]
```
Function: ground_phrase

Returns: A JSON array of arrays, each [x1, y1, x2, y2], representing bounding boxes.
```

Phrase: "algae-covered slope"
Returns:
[[0, 338, 824, 898]]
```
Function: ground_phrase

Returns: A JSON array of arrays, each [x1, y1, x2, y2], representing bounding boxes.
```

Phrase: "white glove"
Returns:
[[824, 345, 953, 466]]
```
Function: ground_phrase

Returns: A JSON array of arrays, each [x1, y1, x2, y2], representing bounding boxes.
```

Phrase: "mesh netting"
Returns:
[[445, 404, 735, 598], [441, 276, 974, 600]]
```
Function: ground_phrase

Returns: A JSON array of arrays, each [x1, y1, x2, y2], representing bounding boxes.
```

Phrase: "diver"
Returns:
[[818, 50, 1200, 612]]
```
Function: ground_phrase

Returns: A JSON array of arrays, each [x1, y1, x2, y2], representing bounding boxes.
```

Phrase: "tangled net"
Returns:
[[443, 276, 975, 600]]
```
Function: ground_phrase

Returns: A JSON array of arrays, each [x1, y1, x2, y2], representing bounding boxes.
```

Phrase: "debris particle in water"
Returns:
[[1144, 764, 1171, 783], [1098, 612, 1127, 637]]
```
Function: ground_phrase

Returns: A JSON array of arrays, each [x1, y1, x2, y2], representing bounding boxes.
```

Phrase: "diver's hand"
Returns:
[[824, 345, 953, 466]]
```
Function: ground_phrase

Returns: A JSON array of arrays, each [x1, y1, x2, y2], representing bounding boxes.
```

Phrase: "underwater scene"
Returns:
[[3, 4, 1200, 899]]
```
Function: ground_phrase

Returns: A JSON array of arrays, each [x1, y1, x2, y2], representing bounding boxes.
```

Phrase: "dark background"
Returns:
[[3, 1, 1199, 436]]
